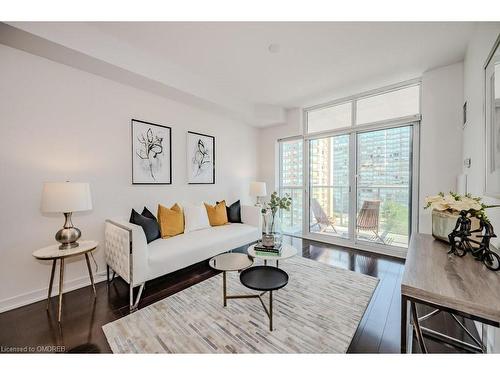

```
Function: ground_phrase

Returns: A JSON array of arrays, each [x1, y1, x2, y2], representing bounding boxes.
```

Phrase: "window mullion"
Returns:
[[352, 99, 357, 127]]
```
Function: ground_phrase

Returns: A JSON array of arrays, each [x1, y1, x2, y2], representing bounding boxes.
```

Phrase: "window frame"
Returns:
[[302, 120, 420, 259], [278, 135, 305, 236], [276, 79, 422, 258], [304, 78, 422, 136], [306, 101, 353, 134]]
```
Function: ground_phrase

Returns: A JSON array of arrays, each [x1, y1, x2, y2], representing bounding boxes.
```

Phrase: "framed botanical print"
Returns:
[[187, 131, 215, 184], [131, 119, 172, 184]]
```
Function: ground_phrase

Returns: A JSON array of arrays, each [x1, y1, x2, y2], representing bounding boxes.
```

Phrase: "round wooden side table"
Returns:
[[32, 240, 98, 322]]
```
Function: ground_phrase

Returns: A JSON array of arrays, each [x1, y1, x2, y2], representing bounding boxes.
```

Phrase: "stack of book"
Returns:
[[254, 242, 282, 256]]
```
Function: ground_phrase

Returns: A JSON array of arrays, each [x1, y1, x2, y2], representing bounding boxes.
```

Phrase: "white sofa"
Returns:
[[104, 205, 261, 310]]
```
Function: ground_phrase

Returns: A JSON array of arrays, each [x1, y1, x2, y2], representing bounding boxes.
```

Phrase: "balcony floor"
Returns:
[[310, 225, 408, 248], [283, 224, 408, 249]]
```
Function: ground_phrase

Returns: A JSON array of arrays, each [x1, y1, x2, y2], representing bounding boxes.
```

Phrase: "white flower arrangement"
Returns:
[[424, 192, 498, 222]]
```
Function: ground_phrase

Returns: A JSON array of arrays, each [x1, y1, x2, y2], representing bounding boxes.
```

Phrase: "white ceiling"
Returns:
[[91, 22, 475, 107], [5, 22, 476, 126]]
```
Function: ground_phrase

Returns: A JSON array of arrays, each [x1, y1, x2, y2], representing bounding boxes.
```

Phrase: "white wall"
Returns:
[[257, 108, 302, 197], [0, 44, 258, 312], [462, 23, 500, 353], [418, 62, 464, 234]]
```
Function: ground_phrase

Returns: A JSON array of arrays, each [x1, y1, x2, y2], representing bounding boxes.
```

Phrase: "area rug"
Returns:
[[102, 256, 378, 353]]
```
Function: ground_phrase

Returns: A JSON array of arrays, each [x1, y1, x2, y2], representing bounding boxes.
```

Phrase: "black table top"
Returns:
[[239, 266, 289, 291]]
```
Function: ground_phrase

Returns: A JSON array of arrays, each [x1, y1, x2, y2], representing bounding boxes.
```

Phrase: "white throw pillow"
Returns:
[[183, 203, 210, 233]]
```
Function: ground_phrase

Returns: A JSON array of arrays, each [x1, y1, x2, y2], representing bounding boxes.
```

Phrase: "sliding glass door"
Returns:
[[356, 126, 412, 248], [306, 123, 415, 255]]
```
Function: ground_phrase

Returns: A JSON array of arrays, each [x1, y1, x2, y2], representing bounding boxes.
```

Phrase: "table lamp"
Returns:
[[250, 181, 267, 207], [41, 182, 92, 250]]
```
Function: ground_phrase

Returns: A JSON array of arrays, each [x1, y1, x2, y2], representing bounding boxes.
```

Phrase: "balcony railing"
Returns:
[[279, 184, 410, 246], [310, 184, 410, 247], [279, 186, 303, 235], [311, 183, 408, 207]]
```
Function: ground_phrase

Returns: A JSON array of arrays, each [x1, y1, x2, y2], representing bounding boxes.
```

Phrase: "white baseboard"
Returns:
[[0, 272, 107, 313]]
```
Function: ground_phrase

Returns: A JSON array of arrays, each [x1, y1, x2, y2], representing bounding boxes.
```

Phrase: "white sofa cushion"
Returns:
[[183, 203, 210, 233], [147, 223, 259, 280], [105, 205, 262, 287]]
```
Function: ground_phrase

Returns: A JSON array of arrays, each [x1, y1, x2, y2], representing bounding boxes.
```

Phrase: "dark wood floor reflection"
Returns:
[[0, 236, 479, 353]]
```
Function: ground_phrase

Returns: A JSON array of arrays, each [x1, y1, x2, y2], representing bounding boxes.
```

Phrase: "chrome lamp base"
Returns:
[[55, 212, 81, 250], [255, 197, 264, 208]]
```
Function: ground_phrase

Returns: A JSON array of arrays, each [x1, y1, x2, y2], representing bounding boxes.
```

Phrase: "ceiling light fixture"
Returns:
[[268, 43, 280, 54]]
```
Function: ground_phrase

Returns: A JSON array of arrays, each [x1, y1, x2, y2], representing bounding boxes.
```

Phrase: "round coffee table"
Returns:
[[240, 266, 289, 331], [247, 243, 298, 267], [209, 253, 253, 307]]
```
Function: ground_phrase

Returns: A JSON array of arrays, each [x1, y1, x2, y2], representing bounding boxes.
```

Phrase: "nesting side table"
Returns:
[[209, 252, 254, 307], [247, 243, 298, 267], [32, 240, 98, 322]]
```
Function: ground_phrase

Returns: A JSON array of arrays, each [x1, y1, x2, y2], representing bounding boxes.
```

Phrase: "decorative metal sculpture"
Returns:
[[448, 210, 471, 255], [448, 211, 500, 271]]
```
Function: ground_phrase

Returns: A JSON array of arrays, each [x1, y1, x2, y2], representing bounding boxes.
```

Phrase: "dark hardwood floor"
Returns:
[[0, 236, 480, 353]]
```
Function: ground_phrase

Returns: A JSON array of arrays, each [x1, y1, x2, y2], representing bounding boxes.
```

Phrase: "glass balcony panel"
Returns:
[[280, 187, 303, 235], [309, 134, 349, 239]]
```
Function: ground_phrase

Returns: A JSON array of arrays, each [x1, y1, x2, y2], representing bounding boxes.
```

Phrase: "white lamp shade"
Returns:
[[41, 182, 92, 213], [250, 181, 267, 197]]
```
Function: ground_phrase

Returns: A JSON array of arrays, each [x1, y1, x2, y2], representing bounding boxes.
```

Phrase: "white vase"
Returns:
[[431, 210, 480, 243]]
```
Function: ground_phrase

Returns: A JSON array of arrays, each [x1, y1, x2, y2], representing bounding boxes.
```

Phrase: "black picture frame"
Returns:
[[131, 119, 172, 185], [187, 131, 216, 184]]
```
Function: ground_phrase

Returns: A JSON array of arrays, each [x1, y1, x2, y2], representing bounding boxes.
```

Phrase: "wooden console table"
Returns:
[[401, 233, 500, 353]]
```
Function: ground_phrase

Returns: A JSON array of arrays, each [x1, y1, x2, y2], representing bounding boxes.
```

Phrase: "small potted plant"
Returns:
[[261, 192, 292, 248], [424, 192, 498, 242]]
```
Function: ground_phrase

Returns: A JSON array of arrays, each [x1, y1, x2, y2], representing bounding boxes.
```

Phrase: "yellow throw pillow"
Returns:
[[204, 201, 228, 226], [157, 203, 184, 238]]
